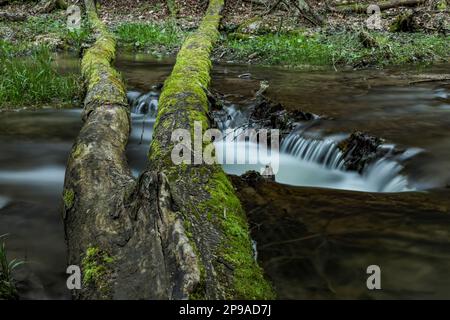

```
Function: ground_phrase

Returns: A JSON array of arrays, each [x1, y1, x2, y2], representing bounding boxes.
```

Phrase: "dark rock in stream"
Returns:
[[230, 173, 450, 299], [210, 87, 318, 138], [249, 94, 318, 136], [339, 131, 385, 173]]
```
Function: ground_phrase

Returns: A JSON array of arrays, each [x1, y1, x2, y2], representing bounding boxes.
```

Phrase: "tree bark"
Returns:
[[33, 0, 68, 14], [147, 0, 274, 299], [63, 0, 274, 300], [0, 12, 27, 21], [334, 0, 426, 13]]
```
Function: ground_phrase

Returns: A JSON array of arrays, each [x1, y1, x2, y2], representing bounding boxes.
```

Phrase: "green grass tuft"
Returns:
[[0, 42, 81, 109], [0, 235, 25, 300], [224, 30, 450, 68], [114, 21, 186, 51]]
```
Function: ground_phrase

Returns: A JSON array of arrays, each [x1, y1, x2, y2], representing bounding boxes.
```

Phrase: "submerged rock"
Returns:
[[339, 131, 384, 173]]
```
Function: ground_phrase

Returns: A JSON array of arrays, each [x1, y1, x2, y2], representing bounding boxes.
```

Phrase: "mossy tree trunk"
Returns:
[[147, 0, 274, 300], [63, 0, 274, 300]]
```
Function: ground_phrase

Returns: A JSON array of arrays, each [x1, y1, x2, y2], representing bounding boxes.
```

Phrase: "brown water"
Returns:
[[0, 53, 449, 299]]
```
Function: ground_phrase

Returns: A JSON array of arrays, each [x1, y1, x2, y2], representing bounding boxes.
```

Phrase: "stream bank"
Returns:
[[1, 1, 448, 70]]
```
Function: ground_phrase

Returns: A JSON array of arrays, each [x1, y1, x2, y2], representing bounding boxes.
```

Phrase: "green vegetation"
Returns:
[[202, 170, 276, 299], [81, 247, 114, 287], [114, 21, 187, 52], [0, 43, 80, 109], [224, 30, 450, 68], [0, 235, 25, 300], [1, 8, 447, 69], [110, 24, 449, 68], [0, 14, 91, 53], [63, 189, 75, 210], [151, 0, 275, 299]]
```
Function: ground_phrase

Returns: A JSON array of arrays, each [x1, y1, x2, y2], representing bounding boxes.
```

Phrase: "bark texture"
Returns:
[[148, 0, 274, 299], [64, 0, 273, 300], [0, 12, 27, 21], [334, 0, 426, 13], [33, 0, 68, 14]]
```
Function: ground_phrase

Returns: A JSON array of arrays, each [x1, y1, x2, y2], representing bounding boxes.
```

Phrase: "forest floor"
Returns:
[[0, 0, 449, 69]]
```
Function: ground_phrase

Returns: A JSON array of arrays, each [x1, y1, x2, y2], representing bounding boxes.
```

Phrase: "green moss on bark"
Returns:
[[150, 0, 274, 299], [201, 170, 275, 299], [81, 246, 114, 297], [63, 189, 75, 209], [81, 0, 127, 108]]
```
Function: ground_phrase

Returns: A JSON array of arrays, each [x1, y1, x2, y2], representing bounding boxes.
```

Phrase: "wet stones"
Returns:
[[339, 131, 384, 173], [248, 96, 317, 135]]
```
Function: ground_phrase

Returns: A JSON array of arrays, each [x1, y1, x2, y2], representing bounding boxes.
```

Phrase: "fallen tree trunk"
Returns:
[[0, 12, 27, 21], [147, 0, 274, 300], [63, 0, 273, 300], [334, 0, 426, 13], [33, 0, 68, 14]]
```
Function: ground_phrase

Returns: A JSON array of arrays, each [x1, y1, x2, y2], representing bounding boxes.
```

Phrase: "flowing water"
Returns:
[[1, 53, 450, 299]]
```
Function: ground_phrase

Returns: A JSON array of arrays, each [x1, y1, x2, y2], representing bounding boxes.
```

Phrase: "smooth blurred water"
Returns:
[[0, 55, 449, 299]]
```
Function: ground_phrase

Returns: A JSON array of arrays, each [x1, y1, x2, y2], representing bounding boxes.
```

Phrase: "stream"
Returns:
[[1, 53, 449, 299]]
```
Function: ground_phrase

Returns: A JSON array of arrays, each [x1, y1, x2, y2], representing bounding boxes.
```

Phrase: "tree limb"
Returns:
[[0, 12, 27, 21], [333, 0, 427, 14]]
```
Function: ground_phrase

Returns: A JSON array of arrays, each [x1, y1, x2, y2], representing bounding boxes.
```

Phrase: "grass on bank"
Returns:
[[0, 14, 92, 53], [114, 21, 187, 52], [0, 42, 81, 109], [111, 21, 449, 67], [224, 31, 450, 68], [0, 235, 24, 300]]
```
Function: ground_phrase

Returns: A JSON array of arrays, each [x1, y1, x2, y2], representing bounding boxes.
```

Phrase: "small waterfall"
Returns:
[[125, 90, 416, 193], [363, 159, 410, 192], [126, 91, 159, 176], [215, 105, 247, 131], [277, 132, 413, 192], [281, 133, 346, 170], [127, 91, 159, 116]]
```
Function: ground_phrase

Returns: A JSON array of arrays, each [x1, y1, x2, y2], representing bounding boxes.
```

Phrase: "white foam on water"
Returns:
[[0, 166, 66, 189], [217, 140, 412, 193], [0, 195, 9, 209]]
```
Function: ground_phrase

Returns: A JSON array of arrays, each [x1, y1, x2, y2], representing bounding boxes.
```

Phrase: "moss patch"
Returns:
[[201, 170, 275, 299], [81, 246, 114, 290], [150, 0, 274, 299], [63, 189, 75, 210]]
